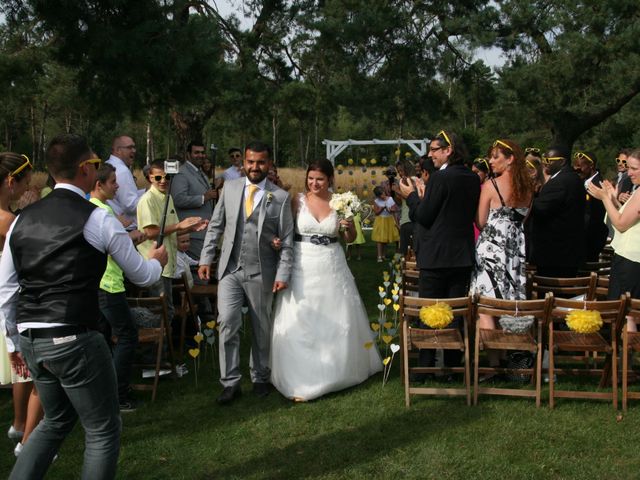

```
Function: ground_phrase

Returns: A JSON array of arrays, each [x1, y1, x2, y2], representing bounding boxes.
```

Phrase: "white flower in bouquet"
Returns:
[[330, 191, 362, 220]]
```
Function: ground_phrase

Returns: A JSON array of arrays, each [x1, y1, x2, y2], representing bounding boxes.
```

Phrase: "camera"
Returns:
[[164, 160, 180, 175]]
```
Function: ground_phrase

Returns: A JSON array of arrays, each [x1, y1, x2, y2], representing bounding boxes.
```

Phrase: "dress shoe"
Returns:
[[217, 386, 242, 405], [253, 382, 271, 398]]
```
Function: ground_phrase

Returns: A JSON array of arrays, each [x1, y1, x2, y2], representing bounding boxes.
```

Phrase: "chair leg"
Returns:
[[612, 339, 618, 410], [152, 329, 164, 402], [403, 323, 410, 408], [473, 327, 480, 406], [464, 341, 471, 407], [549, 329, 555, 409], [536, 343, 542, 408], [622, 330, 628, 411]]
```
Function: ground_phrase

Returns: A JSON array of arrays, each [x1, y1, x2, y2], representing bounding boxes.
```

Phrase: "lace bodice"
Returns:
[[296, 193, 339, 237]]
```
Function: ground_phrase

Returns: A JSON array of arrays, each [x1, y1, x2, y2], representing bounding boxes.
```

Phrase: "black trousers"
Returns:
[[417, 267, 472, 368]]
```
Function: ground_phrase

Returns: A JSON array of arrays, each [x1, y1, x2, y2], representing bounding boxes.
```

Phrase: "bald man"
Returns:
[[106, 135, 144, 229]]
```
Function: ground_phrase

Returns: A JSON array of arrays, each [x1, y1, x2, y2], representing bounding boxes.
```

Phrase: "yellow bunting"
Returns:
[[419, 303, 454, 329]]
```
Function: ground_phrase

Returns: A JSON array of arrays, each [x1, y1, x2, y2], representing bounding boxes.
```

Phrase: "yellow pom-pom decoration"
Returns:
[[370, 158, 377, 165], [404, 152, 412, 157], [347, 158, 354, 165], [419, 303, 454, 329], [566, 309, 603, 334], [361, 158, 367, 165]]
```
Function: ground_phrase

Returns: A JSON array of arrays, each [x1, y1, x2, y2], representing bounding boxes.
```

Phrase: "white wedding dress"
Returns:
[[271, 194, 382, 401]]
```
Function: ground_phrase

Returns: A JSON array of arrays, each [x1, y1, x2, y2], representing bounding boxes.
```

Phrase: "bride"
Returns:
[[270, 159, 382, 401]]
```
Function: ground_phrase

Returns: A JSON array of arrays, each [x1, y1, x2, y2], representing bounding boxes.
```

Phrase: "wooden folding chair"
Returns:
[[402, 295, 473, 406], [595, 275, 610, 300], [172, 272, 200, 360], [622, 297, 640, 411], [529, 273, 597, 300], [473, 294, 553, 407], [128, 295, 176, 401], [578, 260, 612, 276], [548, 296, 627, 409]]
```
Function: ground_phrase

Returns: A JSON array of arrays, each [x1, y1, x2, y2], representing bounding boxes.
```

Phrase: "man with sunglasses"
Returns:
[[616, 148, 634, 204], [0, 134, 168, 479], [573, 151, 608, 261], [221, 147, 244, 182], [399, 130, 480, 378], [107, 135, 144, 230], [529, 146, 586, 277]]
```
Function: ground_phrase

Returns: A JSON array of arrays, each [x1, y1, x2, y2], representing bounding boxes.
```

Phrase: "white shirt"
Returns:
[[106, 154, 144, 228], [244, 177, 267, 215], [223, 166, 243, 182], [0, 184, 163, 352]]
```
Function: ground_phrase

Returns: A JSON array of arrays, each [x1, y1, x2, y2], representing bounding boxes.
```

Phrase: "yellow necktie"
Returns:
[[245, 184, 258, 219]]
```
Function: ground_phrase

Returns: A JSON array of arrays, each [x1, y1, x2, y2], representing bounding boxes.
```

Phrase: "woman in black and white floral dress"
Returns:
[[469, 139, 533, 368]]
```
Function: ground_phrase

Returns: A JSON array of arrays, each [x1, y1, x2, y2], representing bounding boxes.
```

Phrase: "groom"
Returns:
[[198, 141, 294, 405]]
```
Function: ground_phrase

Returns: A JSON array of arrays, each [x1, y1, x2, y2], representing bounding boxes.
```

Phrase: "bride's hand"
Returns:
[[271, 236, 282, 250]]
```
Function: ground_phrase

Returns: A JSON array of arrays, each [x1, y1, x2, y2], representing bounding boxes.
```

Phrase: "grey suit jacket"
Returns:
[[172, 162, 214, 247], [199, 178, 294, 287]]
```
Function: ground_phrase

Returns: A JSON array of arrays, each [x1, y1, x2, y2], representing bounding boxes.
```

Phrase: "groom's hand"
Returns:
[[198, 265, 210, 281], [273, 281, 288, 293]]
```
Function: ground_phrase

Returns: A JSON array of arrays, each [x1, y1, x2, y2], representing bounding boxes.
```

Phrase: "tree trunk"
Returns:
[[38, 102, 48, 166]]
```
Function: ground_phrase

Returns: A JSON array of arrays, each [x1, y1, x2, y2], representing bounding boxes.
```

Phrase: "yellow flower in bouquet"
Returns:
[[419, 303, 453, 329], [566, 309, 603, 334]]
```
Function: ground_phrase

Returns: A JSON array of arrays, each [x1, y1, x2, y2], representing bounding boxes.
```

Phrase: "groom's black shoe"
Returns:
[[253, 382, 271, 398], [217, 385, 242, 405]]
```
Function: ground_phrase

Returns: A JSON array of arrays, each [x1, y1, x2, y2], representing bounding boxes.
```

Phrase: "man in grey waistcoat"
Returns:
[[198, 141, 293, 404]]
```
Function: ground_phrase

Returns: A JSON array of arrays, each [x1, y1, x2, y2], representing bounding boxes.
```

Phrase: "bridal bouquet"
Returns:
[[329, 191, 362, 220]]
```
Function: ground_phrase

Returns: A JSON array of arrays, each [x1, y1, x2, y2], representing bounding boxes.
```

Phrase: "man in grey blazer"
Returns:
[[172, 141, 218, 260], [198, 141, 294, 404]]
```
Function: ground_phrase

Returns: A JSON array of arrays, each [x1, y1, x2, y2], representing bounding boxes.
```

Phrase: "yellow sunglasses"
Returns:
[[574, 152, 594, 164], [9, 154, 33, 177], [474, 158, 490, 171], [616, 157, 627, 167], [526, 159, 537, 170], [492, 139, 513, 152], [79, 157, 102, 169], [525, 147, 540, 155], [541, 156, 565, 165], [437, 130, 452, 147]]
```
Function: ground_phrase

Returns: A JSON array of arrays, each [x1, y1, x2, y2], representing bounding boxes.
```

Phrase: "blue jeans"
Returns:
[[99, 290, 138, 400], [11, 330, 121, 480]]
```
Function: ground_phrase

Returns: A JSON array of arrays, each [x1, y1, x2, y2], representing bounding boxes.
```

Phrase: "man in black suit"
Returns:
[[573, 151, 608, 262], [400, 130, 480, 372], [529, 146, 586, 277]]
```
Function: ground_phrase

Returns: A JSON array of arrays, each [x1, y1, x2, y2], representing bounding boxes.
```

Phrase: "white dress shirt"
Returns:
[[0, 183, 163, 352], [223, 166, 243, 182], [106, 154, 144, 228]]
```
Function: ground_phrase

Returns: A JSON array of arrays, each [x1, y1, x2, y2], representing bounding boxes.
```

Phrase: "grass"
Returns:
[[3, 238, 640, 478]]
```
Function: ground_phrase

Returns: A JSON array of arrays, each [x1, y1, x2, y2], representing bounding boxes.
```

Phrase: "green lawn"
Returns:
[[2, 238, 640, 479]]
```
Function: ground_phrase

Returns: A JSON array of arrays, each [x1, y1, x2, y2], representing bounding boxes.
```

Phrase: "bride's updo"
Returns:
[[305, 159, 334, 190]]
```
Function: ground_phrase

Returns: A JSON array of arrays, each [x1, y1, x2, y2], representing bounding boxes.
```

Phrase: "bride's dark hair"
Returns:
[[305, 159, 334, 187]]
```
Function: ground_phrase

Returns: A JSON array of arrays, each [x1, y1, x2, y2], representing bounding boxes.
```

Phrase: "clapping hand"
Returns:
[[398, 176, 417, 198], [179, 217, 209, 233], [587, 179, 615, 201]]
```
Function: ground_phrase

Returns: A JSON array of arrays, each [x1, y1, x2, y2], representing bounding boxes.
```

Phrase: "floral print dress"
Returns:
[[469, 179, 528, 300]]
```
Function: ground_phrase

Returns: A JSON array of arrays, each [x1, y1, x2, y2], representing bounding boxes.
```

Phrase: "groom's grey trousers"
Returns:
[[217, 270, 274, 387]]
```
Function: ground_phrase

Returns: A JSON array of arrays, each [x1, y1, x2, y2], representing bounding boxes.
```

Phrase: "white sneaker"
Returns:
[[7, 425, 23, 441], [14, 442, 22, 457]]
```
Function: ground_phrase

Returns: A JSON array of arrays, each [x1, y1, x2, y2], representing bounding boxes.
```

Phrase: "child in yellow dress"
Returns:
[[371, 186, 399, 262]]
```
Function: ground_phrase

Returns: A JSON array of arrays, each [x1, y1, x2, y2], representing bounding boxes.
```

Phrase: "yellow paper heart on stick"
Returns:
[[383, 322, 393, 329], [364, 342, 374, 350], [188, 348, 200, 358], [371, 323, 380, 331], [194, 333, 204, 344], [383, 298, 392, 306], [393, 304, 400, 312], [206, 321, 216, 329], [382, 335, 393, 344], [383, 357, 391, 365]]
